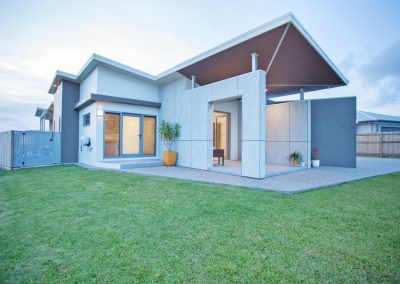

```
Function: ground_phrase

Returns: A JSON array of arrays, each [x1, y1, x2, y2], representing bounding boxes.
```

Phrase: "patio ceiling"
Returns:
[[178, 22, 347, 96]]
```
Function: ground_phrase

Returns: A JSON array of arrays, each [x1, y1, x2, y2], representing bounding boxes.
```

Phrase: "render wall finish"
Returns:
[[266, 100, 311, 167], [159, 71, 266, 178], [97, 66, 159, 102], [78, 101, 160, 166], [311, 97, 356, 168], [80, 67, 98, 100], [78, 103, 97, 165], [53, 83, 62, 132], [214, 101, 240, 160], [60, 81, 80, 163]]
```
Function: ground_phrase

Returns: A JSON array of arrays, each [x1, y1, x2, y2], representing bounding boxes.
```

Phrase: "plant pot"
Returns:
[[163, 151, 177, 166], [291, 159, 298, 167], [311, 160, 320, 168]]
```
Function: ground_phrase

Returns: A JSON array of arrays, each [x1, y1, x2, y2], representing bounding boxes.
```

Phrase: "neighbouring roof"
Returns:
[[357, 111, 400, 123], [35, 103, 54, 119], [49, 12, 348, 96]]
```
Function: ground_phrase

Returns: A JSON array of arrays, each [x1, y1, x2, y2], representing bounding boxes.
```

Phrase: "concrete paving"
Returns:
[[122, 157, 400, 193]]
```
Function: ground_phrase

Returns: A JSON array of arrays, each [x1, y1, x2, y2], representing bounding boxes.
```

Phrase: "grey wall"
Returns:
[[61, 81, 80, 163], [311, 97, 356, 167]]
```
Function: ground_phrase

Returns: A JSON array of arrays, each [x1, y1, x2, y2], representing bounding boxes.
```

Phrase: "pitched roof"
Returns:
[[49, 12, 348, 95]]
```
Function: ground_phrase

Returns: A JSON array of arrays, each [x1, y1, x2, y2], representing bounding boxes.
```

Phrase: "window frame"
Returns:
[[83, 113, 90, 127]]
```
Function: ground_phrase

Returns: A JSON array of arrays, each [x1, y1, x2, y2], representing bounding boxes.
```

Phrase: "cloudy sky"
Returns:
[[0, 0, 399, 131]]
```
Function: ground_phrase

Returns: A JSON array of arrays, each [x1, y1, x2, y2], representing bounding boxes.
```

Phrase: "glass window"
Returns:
[[143, 116, 156, 155], [83, 113, 90, 126], [104, 113, 120, 157]]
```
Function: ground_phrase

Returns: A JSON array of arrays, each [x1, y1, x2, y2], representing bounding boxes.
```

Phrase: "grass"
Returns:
[[0, 165, 399, 283]]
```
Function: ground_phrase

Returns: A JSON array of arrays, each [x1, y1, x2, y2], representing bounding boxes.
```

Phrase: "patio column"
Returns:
[[240, 70, 266, 178], [300, 88, 304, 100], [191, 75, 197, 89], [251, 52, 259, 71]]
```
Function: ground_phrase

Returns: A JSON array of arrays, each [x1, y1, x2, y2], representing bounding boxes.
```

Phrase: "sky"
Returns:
[[0, 0, 399, 132]]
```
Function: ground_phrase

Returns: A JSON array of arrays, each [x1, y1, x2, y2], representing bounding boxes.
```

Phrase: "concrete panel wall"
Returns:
[[159, 71, 266, 178], [266, 100, 311, 167], [311, 97, 356, 167], [97, 66, 159, 102], [61, 81, 80, 163], [53, 82, 62, 132]]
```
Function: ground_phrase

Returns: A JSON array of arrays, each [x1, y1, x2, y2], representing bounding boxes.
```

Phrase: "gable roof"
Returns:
[[49, 12, 348, 95], [357, 111, 400, 123]]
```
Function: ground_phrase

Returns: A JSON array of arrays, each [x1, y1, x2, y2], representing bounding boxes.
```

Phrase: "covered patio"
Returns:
[[175, 13, 348, 179]]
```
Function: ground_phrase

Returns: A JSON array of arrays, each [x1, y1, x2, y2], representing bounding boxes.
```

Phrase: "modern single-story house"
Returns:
[[357, 111, 400, 133], [42, 13, 356, 178]]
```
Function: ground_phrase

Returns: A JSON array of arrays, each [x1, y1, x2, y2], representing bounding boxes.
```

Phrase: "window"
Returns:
[[104, 113, 120, 157], [143, 116, 156, 155], [83, 113, 90, 126]]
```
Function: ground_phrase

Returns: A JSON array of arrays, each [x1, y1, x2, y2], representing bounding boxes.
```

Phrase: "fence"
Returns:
[[0, 131, 61, 169], [357, 132, 400, 158]]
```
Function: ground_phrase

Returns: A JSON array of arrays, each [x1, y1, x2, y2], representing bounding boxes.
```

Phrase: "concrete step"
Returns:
[[119, 159, 163, 169]]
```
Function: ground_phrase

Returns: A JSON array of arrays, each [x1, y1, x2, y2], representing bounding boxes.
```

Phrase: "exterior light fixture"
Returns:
[[97, 109, 104, 117]]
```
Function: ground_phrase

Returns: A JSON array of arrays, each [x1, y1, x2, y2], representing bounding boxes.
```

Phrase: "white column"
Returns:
[[191, 75, 196, 89], [300, 88, 304, 100], [251, 52, 259, 71]]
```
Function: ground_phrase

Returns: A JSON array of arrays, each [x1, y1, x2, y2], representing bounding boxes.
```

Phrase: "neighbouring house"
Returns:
[[34, 103, 54, 131], [357, 111, 400, 133], [40, 13, 356, 178]]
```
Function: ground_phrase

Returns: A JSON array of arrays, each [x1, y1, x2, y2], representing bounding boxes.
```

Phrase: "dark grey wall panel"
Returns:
[[311, 97, 356, 167], [61, 81, 80, 163]]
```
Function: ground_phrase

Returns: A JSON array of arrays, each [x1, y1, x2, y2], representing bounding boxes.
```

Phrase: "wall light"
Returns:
[[97, 109, 104, 117]]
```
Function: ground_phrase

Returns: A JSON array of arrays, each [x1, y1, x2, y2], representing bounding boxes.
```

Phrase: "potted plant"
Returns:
[[311, 146, 320, 168], [289, 150, 302, 167], [158, 120, 182, 166]]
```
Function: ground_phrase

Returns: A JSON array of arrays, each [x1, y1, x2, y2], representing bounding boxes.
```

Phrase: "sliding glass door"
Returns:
[[122, 115, 140, 155], [104, 112, 156, 158]]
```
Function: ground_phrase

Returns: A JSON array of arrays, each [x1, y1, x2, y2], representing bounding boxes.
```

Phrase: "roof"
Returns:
[[357, 111, 400, 123], [49, 12, 348, 96]]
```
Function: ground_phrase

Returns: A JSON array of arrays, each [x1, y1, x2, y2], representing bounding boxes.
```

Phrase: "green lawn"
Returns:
[[0, 165, 399, 283]]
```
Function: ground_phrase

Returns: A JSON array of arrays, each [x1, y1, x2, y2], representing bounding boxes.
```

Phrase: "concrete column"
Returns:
[[251, 52, 259, 71], [191, 75, 196, 89], [240, 70, 266, 178], [300, 88, 304, 100]]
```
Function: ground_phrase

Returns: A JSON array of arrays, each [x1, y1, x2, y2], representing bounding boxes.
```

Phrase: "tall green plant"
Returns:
[[158, 120, 182, 152]]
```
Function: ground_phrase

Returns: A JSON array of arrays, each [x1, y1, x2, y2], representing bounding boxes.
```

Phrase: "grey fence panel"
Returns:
[[13, 131, 61, 168], [0, 131, 13, 169]]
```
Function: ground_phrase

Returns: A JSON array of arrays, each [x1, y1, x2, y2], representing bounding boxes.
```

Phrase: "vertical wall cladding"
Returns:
[[311, 97, 356, 167], [61, 81, 80, 163], [266, 100, 311, 167]]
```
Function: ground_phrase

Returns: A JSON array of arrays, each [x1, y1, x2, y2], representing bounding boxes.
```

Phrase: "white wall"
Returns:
[[97, 66, 159, 102], [266, 100, 311, 167], [79, 67, 98, 101], [214, 101, 240, 160], [53, 82, 63, 132], [78, 103, 97, 165], [78, 101, 160, 166]]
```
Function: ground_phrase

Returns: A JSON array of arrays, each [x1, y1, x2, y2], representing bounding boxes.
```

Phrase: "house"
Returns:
[[43, 13, 356, 178], [357, 111, 400, 133], [34, 103, 54, 131]]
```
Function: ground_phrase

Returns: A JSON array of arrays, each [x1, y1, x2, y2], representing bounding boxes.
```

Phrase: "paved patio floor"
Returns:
[[122, 157, 400, 193]]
